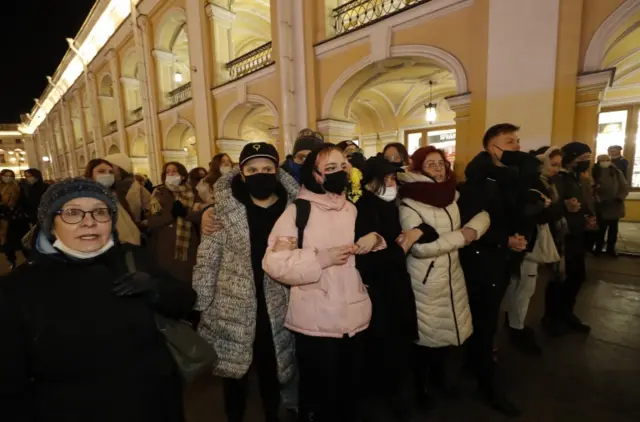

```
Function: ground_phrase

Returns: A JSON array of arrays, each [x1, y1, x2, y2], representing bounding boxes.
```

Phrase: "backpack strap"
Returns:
[[294, 199, 311, 249]]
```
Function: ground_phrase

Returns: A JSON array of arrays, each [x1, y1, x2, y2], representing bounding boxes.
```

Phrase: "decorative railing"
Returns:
[[332, 0, 431, 36], [167, 82, 193, 108], [225, 42, 273, 81], [130, 107, 143, 123], [104, 120, 118, 135], [0, 123, 19, 131]]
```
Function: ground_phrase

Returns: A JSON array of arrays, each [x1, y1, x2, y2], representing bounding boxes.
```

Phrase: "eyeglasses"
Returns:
[[56, 208, 112, 224], [425, 162, 445, 170]]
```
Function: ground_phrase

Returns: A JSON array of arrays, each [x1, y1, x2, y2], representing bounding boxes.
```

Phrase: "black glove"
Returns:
[[171, 200, 188, 218], [416, 223, 440, 243], [113, 271, 158, 298]]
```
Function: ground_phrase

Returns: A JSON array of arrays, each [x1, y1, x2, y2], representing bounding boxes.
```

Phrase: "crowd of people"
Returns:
[[0, 123, 631, 422]]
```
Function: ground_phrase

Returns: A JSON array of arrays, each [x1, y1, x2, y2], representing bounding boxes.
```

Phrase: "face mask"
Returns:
[[244, 173, 279, 200], [96, 174, 115, 188], [574, 160, 590, 173], [26, 177, 37, 185], [377, 186, 397, 202], [2, 176, 13, 184], [53, 237, 115, 260], [599, 161, 611, 168], [498, 149, 529, 167], [165, 175, 182, 187], [391, 161, 404, 169], [220, 166, 232, 175], [323, 171, 349, 195]]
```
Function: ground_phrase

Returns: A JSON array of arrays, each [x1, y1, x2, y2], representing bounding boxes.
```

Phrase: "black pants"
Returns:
[[413, 345, 449, 393], [222, 315, 281, 422], [596, 217, 619, 252], [296, 332, 364, 422], [545, 235, 586, 321], [465, 277, 508, 390]]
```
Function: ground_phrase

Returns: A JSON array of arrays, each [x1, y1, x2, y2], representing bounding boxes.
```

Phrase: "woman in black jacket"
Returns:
[[22, 168, 49, 224], [0, 178, 195, 422], [355, 154, 421, 422]]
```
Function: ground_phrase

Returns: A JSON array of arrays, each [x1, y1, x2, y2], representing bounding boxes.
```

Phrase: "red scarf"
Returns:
[[399, 172, 457, 208]]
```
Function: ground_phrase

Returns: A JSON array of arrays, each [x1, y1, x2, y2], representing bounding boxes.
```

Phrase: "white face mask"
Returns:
[[96, 174, 115, 188], [377, 186, 398, 202], [599, 161, 611, 168], [2, 176, 14, 184], [165, 175, 182, 186], [220, 166, 232, 175], [53, 237, 115, 259]]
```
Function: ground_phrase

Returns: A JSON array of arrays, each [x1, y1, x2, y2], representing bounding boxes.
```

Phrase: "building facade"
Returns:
[[16, 0, 640, 220]]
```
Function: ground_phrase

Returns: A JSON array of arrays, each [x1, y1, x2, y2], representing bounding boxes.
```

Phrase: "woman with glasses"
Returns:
[[383, 143, 411, 168], [398, 146, 489, 407], [0, 177, 195, 422]]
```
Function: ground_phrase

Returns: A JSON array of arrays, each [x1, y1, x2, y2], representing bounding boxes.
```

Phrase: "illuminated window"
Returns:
[[597, 107, 640, 189]]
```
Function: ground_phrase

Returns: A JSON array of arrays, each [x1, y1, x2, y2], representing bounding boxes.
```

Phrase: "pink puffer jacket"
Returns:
[[263, 188, 376, 338]]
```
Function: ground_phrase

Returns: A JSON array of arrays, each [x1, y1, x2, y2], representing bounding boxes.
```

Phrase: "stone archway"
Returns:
[[164, 120, 197, 169]]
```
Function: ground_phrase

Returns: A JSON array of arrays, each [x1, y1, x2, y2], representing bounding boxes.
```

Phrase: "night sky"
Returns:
[[0, 0, 97, 123]]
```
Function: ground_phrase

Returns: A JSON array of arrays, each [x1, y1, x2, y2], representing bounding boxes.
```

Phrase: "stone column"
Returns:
[[87, 71, 105, 157], [359, 133, 379, 158], [60, 100, 79, 176], [573, 70, 614, 152], [23, 136, 39, 172], [448, 93, 473, 180], [44, 120, 60, 178], [75, 91, 91, 167], [206, 3, 235, 86], [316, 119, 356, 144], [186, 0, 215, 166], [133, 14, 163, 183], [152, 50, 175, 111], [107, 49, 129, 155], [53, 112, 70, 177]]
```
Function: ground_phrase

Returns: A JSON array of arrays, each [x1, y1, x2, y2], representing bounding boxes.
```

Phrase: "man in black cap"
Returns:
[[281, 128, 325, 184], [542, 141, 595, 335], [193, 142, 298, 422]]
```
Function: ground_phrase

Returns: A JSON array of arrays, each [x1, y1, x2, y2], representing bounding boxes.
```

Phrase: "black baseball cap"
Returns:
[[361, 153, 404, 186], [239, 142, 280, 167]]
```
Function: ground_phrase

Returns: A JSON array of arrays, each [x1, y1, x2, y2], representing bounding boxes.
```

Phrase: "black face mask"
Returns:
[[498, 149, 530, 167], [244, 173, 279, 200], [322, 171, 349, 195], [574, 160, 591, 174]]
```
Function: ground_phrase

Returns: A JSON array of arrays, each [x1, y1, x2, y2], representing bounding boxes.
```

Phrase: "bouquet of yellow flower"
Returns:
[[347, 167, 363, 204]]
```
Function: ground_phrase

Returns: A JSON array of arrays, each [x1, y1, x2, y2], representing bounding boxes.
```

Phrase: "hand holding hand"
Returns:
[[543, 195, 552, 208], [355, 233, 380, 255], [508, 233, 527, 252], [273, 236, 297, 252], [565, 198, 581, 213], [171, 200, 188, 218], [461, 227, 478, 245], [327, 245, 353, 266], [201, 207, 223, 236], [396, 228, 423, 253]]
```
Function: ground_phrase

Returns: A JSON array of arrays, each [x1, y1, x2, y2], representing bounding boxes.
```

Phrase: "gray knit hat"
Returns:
[[37, 177, 118, 240]]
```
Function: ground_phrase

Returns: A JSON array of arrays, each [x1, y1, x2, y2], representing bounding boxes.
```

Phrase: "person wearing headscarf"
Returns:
[[0, 177, 195, 422]]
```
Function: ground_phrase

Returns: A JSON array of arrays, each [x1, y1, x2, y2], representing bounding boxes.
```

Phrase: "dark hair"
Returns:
[[300, 143, 343, 193], [383, 142, 410, 165], [84, 159, 113, 179], [162, 161, 189, 184], [1, 169, 15, 178], [189, 167, 207, 180], [608, 145, 623, 151], [482, 123, 520, 149], [25, 168, 43, 181], [203, 153, 232, 190]]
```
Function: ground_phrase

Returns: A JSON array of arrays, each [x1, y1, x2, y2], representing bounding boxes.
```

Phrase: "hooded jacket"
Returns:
[[263, 187, 380, 338], [193, 169, 297, 383]]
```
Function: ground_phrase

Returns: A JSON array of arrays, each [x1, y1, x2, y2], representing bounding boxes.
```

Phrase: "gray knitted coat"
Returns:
[[193, 169, 298, 382]]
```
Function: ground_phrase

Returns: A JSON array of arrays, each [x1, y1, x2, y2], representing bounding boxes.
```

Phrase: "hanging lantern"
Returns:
[[424, 80, 437, 124]]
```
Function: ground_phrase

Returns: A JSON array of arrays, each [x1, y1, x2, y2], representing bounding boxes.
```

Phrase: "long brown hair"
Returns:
[[161, 161, 189, 185], [203, 153, 231, 189], [84, 159, 113, 179]]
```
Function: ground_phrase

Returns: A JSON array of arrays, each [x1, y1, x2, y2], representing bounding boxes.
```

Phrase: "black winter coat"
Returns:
[[355, 191, 418, 344], [0, 242, 195, 422]]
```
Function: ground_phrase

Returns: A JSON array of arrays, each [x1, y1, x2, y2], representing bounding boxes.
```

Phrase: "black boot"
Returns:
[[479, 384, 521, 418], [541, 316, 570, 337], [565, 313, 591, 334], [508, 326, 542, 355]]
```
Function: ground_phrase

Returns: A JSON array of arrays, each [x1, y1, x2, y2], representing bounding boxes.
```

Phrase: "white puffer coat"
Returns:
[[399, 172, 490, 348]]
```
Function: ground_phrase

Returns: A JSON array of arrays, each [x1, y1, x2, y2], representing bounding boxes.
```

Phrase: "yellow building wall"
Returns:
[[578, 0, 625, 70]]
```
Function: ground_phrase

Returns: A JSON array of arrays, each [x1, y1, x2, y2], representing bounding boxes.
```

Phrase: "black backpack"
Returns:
[[294, 199, 311, 249]]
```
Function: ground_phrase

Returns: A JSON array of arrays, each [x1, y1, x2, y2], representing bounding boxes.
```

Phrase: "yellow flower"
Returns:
[[348, 168, 363, 204]]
